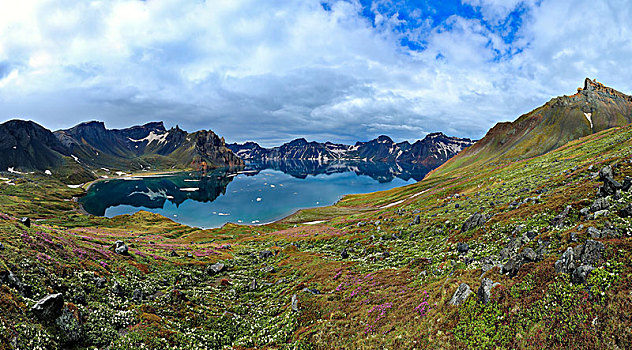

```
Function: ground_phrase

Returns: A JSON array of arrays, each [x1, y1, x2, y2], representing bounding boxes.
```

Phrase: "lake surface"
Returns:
[[80, 160, 430, 228]]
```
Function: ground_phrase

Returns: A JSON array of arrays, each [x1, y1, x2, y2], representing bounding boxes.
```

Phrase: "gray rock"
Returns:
[[55, 305, 83, 344], [590, 198, 610, 213], [449, 283, 473, 305], [551, 205, 572, 227], [569, 232, 578, 242], [479, 257, 495, 273], [587, 227, 602, 239], [0, 270, 32, 297], [461, 212, 486, 232], [521, 247, 538, 262], [599, 165, 614, 181], [340, 248, 349, 259], [593, 210, 609, 219], [501, 256, 524, 277], [554, 247, 576, 274], [31, 293, 64, 322], [477, 278, 500, 304], [169, 251, 179, 257], [208, 262, 225, 275], [571, 264, 594, 284], [413, 215, 421, 225], [303, 288, 321, 295], [622, 177, 632, 192], [95, 277, 106, 289], [291, 294, 299, 311], [20, 217, 31, 228], [114, 241, 128, 255], [579, 240, 604, 265], [579, 208, 590, 217], [0, 242, 4, 250], [456, 242, 469, 254]]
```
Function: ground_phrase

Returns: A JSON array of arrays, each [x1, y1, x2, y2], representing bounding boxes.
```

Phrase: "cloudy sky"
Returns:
[[1, 0, 631, 146]]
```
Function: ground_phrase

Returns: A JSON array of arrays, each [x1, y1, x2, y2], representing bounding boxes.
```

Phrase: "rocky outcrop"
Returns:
[[449, 283, 473, 305]]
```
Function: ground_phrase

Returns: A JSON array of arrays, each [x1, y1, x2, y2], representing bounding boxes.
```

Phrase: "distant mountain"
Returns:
[[0, 119, 243, 183], [227, 132, 474, 166], [434, 78, 632, 176], [55, 121, 242, 171]]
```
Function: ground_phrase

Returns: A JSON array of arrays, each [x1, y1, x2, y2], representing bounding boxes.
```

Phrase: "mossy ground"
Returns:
[[1, 125, 632, 349]]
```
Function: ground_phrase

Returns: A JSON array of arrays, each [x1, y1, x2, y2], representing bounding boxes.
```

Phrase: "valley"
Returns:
[[0, 79, 631, 349]]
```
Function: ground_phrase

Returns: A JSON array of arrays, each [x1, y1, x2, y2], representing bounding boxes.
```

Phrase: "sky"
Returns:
[[1, 0, 632, 147]]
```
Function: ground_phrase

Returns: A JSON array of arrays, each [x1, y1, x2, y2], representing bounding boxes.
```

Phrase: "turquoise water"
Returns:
[[81, 162, 424, 228]]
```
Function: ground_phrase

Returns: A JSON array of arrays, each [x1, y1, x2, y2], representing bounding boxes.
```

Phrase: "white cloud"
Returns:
[[0, 0, 631, 147]]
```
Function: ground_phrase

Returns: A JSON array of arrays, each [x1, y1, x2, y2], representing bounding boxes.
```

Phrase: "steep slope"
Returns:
[[228, 133, 474, 165], [0, 120, 68, 171], [435, 78, 632, 175], [55, 121, 243, 170]]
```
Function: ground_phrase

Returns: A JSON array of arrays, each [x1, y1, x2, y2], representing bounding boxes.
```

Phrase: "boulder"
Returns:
[[554, 247, 576, 274], [551, 205, 572, 227], [340, 248, 349, 259], [114, 241, 128, 255], [208, 262, 225, 275], [20, 217, 31, 228], [579, 240, 604, 265], [520, 247, 538, 262], [600, 177, 622, 197], [501, 256, 523, 277], [477, 278, 500, 304], [587, 227, 602, 239], [0, 270, 32, 297], [571, 264, 594, 284], [449, 283, 473, 305], [622, 177, 632, 192], [456, 242, 469, 254], [461, 212, 487, 232], [169, 251, 179, 257], [413, 215, 421, 225], [599, 165, 614, 181], [0, 242, 4, 250], [31, 293, 64, 322], [590, 198, 610, 213]]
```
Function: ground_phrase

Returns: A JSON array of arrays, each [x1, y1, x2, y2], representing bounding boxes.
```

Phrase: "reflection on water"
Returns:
[[246, 159, 432, 182], [80, 160, 430, 228]]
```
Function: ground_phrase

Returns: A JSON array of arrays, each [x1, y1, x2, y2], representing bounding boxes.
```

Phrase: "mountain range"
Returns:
[[228, 132, 474, 168], [0, 120, 242, 183]]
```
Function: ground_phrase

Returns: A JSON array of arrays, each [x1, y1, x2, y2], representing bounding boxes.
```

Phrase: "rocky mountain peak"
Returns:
[[288, 138, 309, 146], [376, 135, 394, 144]]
